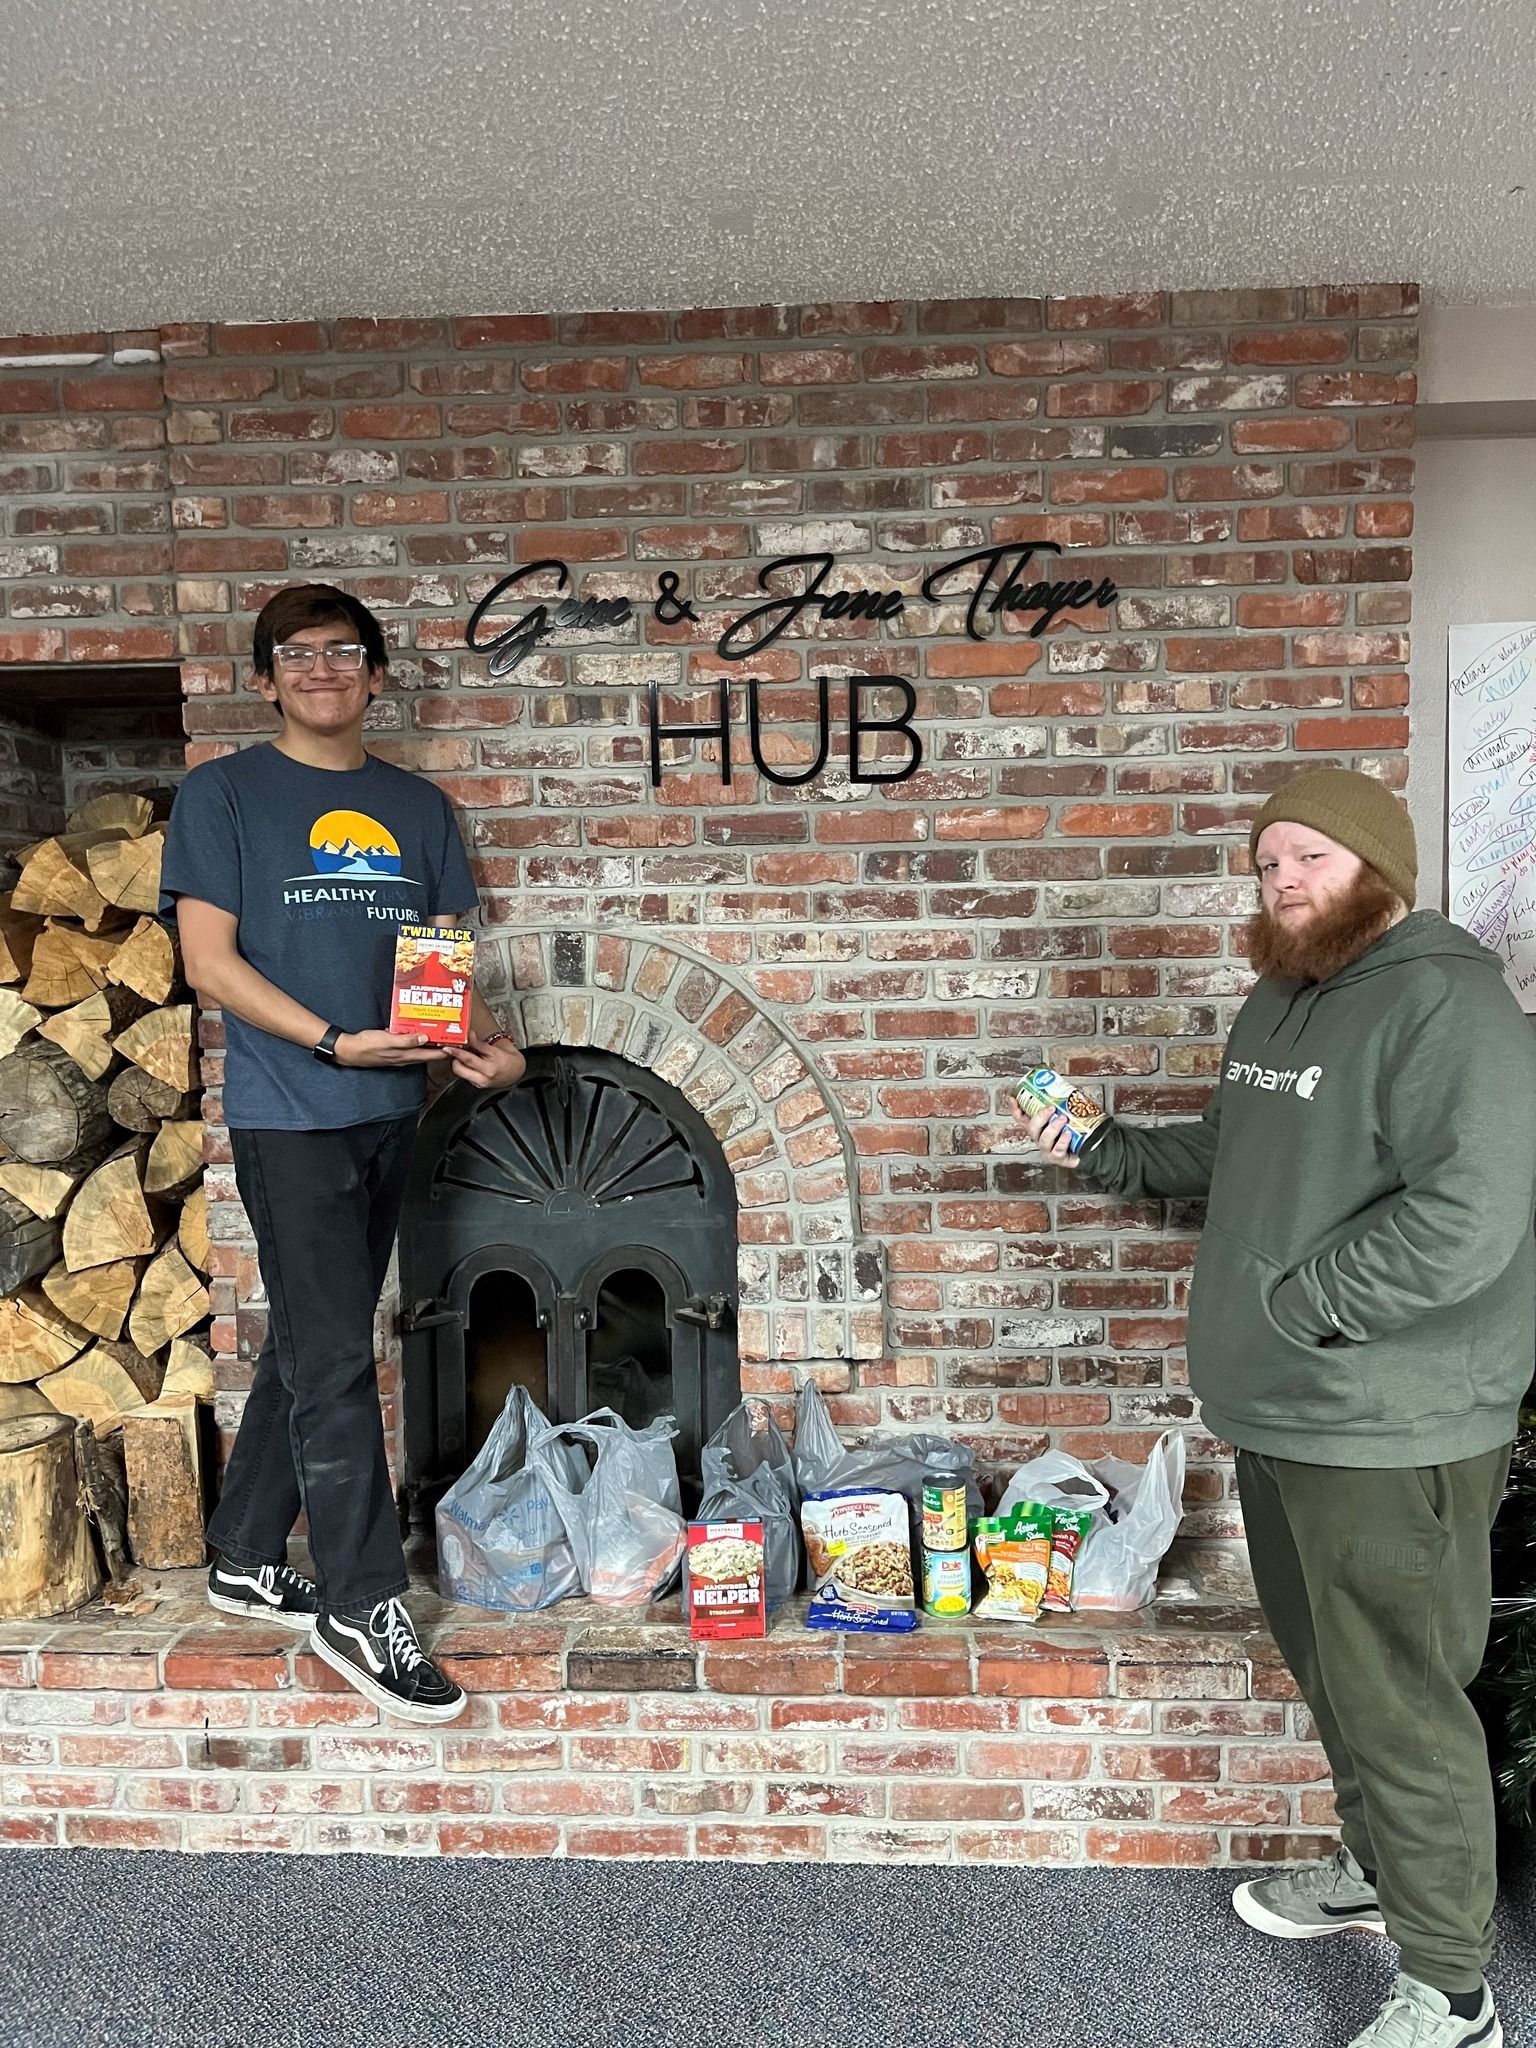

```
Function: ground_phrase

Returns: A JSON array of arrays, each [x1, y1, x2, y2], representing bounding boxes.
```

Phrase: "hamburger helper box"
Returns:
[[683, 1520, 767, 1640], [390, 923, 475, 1044]]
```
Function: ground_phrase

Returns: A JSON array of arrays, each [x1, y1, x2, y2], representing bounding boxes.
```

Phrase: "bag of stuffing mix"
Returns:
[[801, 1488, 918, 1633]]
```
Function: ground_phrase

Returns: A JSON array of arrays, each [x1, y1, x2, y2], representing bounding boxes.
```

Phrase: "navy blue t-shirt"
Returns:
[[159, 743, 478, 1130]]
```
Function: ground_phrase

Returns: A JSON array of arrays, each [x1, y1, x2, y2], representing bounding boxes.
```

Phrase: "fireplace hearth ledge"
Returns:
[[0, 1542, 1337, 1870]]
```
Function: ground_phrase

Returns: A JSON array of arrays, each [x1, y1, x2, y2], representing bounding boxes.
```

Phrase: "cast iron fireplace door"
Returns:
[[399, 1047, 741, 1499]]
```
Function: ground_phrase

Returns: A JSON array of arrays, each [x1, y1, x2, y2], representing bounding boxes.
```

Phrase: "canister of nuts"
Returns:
[[921, 1545, 972, 1617], [921, 1472, 968, 1553]]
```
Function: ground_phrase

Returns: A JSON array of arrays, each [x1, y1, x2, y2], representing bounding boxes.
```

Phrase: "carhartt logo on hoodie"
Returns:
[[1225, 1060, 1324, 1098]]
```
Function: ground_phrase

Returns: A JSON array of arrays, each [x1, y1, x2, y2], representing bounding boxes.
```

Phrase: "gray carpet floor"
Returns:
[[0, 1847, 1531, 2048]]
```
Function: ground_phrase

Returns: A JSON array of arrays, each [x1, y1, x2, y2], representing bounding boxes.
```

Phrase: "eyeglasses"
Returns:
[[273, 642, 368, 672]]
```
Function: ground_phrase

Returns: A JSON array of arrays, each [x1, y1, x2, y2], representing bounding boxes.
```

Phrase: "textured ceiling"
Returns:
[[3, 0, 1535, 331]]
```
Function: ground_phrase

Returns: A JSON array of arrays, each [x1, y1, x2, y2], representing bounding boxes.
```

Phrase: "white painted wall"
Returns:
[[1417, 444, 1536, 909], [1408, 307, 1536, 908], [1420, 307, 1536, 406], [1409, 439, 1536, 907]]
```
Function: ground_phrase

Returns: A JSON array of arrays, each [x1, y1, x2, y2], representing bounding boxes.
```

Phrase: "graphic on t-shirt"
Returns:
[[294, 809, 419, 885]]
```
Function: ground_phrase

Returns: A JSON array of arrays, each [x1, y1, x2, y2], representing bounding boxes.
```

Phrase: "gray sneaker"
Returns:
[[1347, 1974, 1500, 2048], [1233, 1846, 1387, 1939]]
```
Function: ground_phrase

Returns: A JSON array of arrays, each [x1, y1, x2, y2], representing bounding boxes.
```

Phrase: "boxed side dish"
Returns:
[[684, 1520, 767, 1640]]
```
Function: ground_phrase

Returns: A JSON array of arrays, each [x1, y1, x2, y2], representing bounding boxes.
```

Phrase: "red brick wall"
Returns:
[[0, 329, 184, 852], [0, 328, 175, 661], [0, 291, 1418, 1531], [59, 702, 187, 819], [0, 703, 66, 852], [0, 1600, 1333, 1868], [0, 699, 187, 861], [0, 704, 186, 864]]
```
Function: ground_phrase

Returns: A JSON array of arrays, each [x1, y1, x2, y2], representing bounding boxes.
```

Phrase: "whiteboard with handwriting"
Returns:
[[1448, 621, 1536, 1011]]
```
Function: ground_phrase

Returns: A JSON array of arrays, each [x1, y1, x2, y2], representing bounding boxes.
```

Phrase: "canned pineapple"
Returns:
[[921, 1545, 972, 1616]]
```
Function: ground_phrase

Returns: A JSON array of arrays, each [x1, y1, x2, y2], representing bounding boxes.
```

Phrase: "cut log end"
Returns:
[[40, 1345, 147, 1433], [105, 918, 177, 1008], [0, 1040, 115, 1175], [177, 1186, 210, 1276], [0, 905, 43, 986], [122, 1397, 207, 1570], [42, 1255, 141, 1342], [0, 1165, 77, 1222], [114, 1004, 196, 1095], [0, 1288, 90, 1385], [107, 1066, 191, 1134], [145, 1119, 203, 1197], [61, 1147, 156, 1274], [86, 827, 165, 915], [23, 925, 120, 1011], [66, 794, 156, 839], [0, 1413, 104, 1617], [162, 1337, 214, 1401], [0, 988, 42, 1059], [128, 1242, 209, 1355]]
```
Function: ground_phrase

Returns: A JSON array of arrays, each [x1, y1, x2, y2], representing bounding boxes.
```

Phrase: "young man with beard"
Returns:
[[160, 583, 526, 1723], [1013, 766, 1534, 2048]]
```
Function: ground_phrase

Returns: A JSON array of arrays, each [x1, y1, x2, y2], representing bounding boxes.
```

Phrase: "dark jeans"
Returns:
[[1236, 1445, 1511, 1994], [206, 1116, 417, 1615]]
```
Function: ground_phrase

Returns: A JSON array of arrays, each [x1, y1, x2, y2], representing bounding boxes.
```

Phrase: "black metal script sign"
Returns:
[[464, 543, 1118, 788]]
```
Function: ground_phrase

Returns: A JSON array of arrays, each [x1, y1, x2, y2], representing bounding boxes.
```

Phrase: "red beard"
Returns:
[[1246, 867, 1404, 983]]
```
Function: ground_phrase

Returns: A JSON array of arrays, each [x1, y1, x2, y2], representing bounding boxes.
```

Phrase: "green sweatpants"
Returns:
[[1234, 1445, 1511, 1995]]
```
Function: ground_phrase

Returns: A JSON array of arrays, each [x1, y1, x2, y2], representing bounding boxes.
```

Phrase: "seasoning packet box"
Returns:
[[390, 923, 475, 1044], [684, 1520, 767, 1640]]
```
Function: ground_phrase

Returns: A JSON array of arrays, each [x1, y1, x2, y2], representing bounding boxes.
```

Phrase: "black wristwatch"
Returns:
[[312, 1024, 344, 1064]]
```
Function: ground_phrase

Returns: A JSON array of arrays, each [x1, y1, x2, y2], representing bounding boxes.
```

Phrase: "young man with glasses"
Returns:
[[160, 582, 525, 1722]]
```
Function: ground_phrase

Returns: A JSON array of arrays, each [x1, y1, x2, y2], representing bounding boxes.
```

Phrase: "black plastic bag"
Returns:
[[792, 1379, 983, 1522], [697, 1399, 802, 1609]]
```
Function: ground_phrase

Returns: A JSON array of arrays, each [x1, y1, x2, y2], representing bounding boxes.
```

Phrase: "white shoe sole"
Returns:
[[306, 1625, 468, 1724], [1232, 1879, 1387, 1940], [207, 1590, 316, 1633]]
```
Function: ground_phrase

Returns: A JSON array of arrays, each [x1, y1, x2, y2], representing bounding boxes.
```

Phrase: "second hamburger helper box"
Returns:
[[390, 924, 475, 1045]]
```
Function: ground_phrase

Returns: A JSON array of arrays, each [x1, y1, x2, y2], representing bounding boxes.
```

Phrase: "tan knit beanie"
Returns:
[[1248, 767, 1417, 907]]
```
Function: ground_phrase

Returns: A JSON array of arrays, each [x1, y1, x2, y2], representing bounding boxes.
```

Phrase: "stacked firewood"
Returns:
[[0, 792, 215, 1609]]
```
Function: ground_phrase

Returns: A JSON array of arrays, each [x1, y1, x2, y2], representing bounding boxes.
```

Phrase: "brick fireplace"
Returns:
[[399, 1037, 744, 1502], [0, 287, 1415, 1863]]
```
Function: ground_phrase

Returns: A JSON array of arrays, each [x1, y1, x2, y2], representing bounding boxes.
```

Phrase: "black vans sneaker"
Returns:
[[207, 1555, 320, 1631], [309, 1597, 466, 1723]]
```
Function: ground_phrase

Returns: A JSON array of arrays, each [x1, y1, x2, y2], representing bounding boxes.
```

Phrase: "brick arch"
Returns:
[[473, 929, 885, 1372]]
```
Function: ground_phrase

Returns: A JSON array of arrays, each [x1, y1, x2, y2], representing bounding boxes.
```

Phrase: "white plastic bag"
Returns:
[[541, 1409, 687, 1607], [1072, 1432, 1186, 1611], [997, 1430, 1187, 1612], [998, 1449, 1110, 1520], [435, 1387, 587, 1612]]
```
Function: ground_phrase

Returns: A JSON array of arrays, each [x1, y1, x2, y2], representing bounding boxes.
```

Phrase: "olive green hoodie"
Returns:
[[1082, 912, 1536, 1467]]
